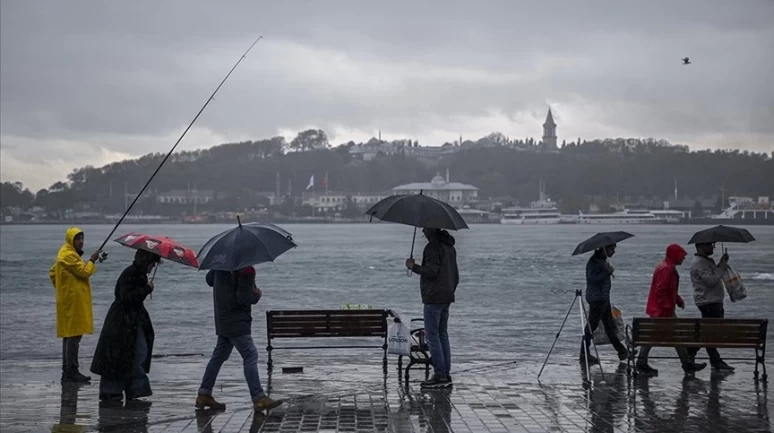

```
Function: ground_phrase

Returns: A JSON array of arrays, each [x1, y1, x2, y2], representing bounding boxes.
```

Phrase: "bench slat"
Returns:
[[631, 317, 767, 350], [632, 341, 760, 348]]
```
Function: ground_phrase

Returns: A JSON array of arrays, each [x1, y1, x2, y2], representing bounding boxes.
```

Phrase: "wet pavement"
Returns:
[[0, 354, 770, 432]]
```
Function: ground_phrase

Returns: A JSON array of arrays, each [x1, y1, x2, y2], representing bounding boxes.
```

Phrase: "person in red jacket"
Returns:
[[636, 244, 707, 375]]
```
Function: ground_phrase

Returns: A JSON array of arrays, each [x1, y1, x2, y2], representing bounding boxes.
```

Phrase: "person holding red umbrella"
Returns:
[[90, 249, 160, 401], [90, 232, 199, 402]]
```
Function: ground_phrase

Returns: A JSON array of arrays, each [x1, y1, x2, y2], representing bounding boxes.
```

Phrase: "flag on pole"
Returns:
[[305, 174, 315, 191], [321, 172, 328, 194]]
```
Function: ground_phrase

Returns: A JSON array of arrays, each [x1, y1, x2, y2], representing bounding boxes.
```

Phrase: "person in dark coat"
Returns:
[[90, 249, 160, 401], [405, 228, 459, 389], [580, 244, 630, 364], [195, 266, 283, 412]]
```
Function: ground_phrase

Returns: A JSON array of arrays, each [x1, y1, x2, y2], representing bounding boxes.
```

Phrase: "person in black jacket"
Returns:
[[90, 249, 160, 401], [195, 266, 283, 412], [580, 245, 629, 364], [406, 228, 459, 389]]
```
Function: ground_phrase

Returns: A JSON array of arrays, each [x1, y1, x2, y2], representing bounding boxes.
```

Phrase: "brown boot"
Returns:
[[195, 394, 226, 410], [253, 395, 283, 411]]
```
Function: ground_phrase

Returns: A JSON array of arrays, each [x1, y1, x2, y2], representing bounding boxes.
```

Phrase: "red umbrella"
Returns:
[[113, 232, 199, 268]]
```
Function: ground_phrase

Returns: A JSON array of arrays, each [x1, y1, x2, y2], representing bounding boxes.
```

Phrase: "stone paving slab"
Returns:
[[0, 354, 771, 432]]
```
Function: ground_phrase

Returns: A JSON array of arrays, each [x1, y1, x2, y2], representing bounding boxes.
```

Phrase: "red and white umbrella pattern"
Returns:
[[113, 232, 199, 268]]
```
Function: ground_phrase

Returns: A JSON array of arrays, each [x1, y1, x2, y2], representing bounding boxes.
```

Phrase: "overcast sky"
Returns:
[[1, 0, 773, 191]]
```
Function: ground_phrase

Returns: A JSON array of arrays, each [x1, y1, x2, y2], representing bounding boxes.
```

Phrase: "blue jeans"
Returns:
[[100, 329, 151, 398], [199, 335, 265, 402], [423, 304, 451, 377]]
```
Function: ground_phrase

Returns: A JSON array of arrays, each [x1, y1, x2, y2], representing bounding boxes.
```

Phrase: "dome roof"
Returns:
[[431, 172, 446, 185]]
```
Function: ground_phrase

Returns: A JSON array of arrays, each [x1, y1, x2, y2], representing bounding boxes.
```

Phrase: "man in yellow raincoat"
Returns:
[[49, 227, 101, 383]]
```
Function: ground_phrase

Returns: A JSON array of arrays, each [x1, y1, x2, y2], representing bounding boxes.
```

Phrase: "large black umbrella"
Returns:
[[365, 192, 469, 231], [688, 225, 756, 244], [571, 231, 634, 256], [365, 191, 468, 270], [197, 218, 297, 271]]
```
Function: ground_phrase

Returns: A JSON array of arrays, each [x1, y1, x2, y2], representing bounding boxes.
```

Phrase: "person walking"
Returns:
[[580, 244, 630, 364], [195, 266, 283, 412], [688, 242, 734, 371], [636, 244, 707, 375], [406, 228, 459, 388], [49, 227, 101, 383], [90, 250, 160, 401]]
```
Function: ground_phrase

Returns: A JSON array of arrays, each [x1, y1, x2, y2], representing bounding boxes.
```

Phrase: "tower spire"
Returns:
[[542, 107, 558, 150]]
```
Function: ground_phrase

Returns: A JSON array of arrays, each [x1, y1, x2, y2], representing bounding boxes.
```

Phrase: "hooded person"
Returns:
[[90, 249, 160, 401], [405, 228, 459, 389], [49, 227, 101, 383], [636, 244, 707, 375]]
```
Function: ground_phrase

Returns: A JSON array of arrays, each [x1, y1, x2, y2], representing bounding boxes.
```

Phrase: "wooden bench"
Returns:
[[627, 318, 768, 381], [266, 309, 393, 372]]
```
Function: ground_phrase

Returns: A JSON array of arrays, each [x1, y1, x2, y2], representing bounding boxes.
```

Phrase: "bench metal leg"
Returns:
[[382, 343, 388, 374], [267, 343, 273, 371]]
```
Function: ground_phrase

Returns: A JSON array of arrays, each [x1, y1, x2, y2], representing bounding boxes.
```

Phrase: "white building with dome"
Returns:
[[392, 169, 479, 206]]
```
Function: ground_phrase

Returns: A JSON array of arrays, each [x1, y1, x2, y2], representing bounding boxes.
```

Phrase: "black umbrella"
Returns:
[[365, 191, 468, 272], [688, 225, 756, 244], [571, 231, 634, 256], [197, 218, 297, 271]]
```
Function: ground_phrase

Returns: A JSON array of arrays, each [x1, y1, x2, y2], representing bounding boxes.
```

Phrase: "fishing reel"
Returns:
[[98, 251, 109, 263]]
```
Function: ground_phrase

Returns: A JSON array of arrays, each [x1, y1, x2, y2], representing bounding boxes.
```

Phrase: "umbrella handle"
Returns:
[[149, 265, 159, 299], [407, 227, 418, 277], [602, 247, 615, 279]]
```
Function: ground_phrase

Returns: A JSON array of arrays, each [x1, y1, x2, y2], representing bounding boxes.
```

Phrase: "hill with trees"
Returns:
[[2, 130, 772, 217]]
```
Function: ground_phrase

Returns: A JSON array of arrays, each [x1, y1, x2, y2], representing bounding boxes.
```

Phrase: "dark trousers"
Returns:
[[688, 303, 724, 366], [99, 328, 151, 398], [582, 300, 627, 355], [62, 336, 82, 374]]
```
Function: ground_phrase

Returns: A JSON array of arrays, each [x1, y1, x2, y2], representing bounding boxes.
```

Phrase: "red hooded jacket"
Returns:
[[645, 244, 688, 318]]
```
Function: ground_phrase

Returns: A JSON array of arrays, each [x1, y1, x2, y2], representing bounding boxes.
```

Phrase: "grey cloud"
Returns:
[[1, 0, 773, 188]]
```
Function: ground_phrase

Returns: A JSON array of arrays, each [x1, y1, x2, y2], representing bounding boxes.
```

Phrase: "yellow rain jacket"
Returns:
[[49, 227, 96, 338]]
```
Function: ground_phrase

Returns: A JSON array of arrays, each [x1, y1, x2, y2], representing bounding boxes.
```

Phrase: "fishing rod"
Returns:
[[96, 36, 263, 260]]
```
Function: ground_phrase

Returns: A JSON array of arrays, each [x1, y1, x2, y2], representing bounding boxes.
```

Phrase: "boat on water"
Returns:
[[501, 181, 561, 224], [685, 196, 774, 226], [563, 208, 681, 224]]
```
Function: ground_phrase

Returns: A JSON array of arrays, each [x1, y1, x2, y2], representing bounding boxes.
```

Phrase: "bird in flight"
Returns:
[[682, 57, 691, 65]]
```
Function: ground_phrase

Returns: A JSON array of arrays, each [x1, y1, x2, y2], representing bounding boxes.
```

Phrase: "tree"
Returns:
[[0, 182, 34, 209], [290, 129, 329, 152]]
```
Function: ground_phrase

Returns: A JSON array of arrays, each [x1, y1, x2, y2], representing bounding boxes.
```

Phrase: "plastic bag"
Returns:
[[387, 321, 411, 356], [723, 265, 747, 303], [593, 305, 627, 346]]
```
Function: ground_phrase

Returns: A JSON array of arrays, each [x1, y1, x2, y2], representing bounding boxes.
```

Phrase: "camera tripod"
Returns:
[[538, 289, 606, 382]]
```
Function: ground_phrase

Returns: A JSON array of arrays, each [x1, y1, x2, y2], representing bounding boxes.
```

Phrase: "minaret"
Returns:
[[445, 167, 450, 183], [542, 108, 558, 150], [275, 171, 281, 200]]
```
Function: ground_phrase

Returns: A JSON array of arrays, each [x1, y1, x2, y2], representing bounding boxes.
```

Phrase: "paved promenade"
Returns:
[[0, 353, 770, 432]]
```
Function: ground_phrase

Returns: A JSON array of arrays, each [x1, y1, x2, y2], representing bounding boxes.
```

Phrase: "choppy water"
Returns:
[[1, 223, 772, 365]]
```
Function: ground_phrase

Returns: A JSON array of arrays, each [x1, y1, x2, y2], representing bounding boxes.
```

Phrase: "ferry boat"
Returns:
[[500, 181, 561, 224], [687, 196, 774, 225], [566, 209, 680, 224]]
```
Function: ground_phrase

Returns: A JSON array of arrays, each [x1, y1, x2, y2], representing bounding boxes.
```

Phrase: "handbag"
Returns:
[[387, 320, 411, 356], [723, 265, 747, 303]]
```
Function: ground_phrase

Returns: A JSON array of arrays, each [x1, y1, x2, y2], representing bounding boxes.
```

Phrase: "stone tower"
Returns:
[[542, 108, 558, 150]]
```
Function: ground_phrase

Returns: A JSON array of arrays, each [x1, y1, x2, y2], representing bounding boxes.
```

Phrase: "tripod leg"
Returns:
[[538, 294, 579, 380], [580, 300, 606, 382]]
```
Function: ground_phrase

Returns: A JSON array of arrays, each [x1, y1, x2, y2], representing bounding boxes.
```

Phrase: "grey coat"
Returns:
[[690, 254, 726, 306]]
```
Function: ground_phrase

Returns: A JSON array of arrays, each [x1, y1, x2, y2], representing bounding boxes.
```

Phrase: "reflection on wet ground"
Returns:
[[0, 354, 770, 432]]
